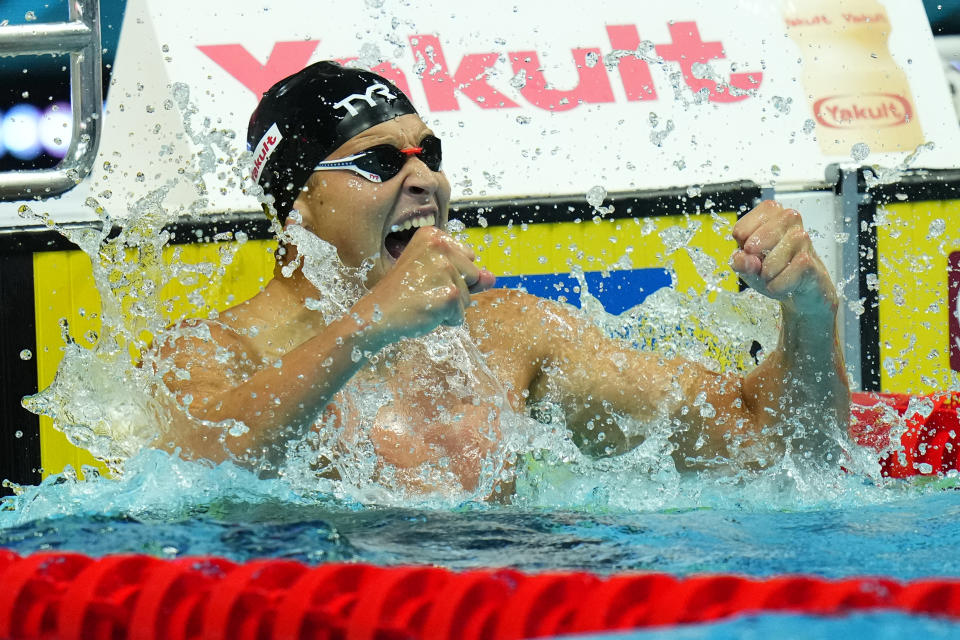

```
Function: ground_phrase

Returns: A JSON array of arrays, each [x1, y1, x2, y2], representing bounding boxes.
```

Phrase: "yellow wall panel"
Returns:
[[33, 250, 107, 479], [32, 239, 278, 478], [876, 199, 960, 393], [462, 213, 740, 294]]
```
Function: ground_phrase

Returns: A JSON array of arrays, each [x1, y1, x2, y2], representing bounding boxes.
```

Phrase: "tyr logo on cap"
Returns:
[[333, 83, 397, 116], [251, 123, 283, 183]]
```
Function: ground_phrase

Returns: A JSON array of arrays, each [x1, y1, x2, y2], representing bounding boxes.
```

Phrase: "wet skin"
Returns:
[[158, 114, 850, 494]]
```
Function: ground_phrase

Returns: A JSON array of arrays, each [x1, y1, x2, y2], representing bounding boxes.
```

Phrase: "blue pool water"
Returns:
[[3, 488, 960, 578]]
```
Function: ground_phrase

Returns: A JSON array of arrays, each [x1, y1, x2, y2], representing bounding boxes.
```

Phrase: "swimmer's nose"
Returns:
[[401, 155, 441, 199]]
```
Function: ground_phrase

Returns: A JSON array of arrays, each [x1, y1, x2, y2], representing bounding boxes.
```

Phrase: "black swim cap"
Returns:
[[247, 61, 418, 222]]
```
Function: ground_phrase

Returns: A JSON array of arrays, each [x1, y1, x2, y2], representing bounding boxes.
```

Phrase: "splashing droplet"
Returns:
[[770, 96, 792, 114], [928, 218, 946, 239], [586, 185, 607, 209], [850, 142, 870, 162]]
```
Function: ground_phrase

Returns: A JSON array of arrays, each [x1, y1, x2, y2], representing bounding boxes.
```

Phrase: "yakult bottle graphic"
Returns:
[[783, 0, 924, 155]]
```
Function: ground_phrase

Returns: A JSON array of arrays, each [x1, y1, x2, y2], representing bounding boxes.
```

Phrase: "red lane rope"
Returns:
[[850, 391, 960, 477], [2, 549, 960, 640]]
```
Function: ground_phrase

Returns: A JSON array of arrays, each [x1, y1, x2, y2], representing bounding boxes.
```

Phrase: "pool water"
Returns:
[[3, 489, 960, 578]]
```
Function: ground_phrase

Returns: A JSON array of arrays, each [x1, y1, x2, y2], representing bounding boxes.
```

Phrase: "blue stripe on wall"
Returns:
[[495, 268, 671, 315]]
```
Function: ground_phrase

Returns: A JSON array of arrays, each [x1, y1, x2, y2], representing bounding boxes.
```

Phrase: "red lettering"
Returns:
[[201, 25, 765, 111], [786, 15, 832, 27], [408, 35, 519, 111], [605, 25, 657, 101], [655, 22, 761, 103], [509, 49, 614, 111], [816, 94, 912, 128], [197, 41, 320, 98], [255, 146, 268, 165], [842, 12, 887, 23]]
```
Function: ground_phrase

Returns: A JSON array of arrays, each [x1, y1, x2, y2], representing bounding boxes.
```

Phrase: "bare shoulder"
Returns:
[[464, 288, 551, 396], [470, 287, 580, 322], [467, 288, 555, 345], [466, 288, 600, 389], [469, 287, 539, 320], [468, 287, 596, 342]]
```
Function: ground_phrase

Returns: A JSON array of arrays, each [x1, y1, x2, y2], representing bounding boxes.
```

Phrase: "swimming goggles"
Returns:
[[312, 135, 442, 183]]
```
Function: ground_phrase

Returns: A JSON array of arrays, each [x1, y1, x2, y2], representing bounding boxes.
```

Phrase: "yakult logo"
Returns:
[[251, 123, 282, 183], [333, 83, 398, 116], [198, 21, 763, 112], [813, 94, 913, 129]]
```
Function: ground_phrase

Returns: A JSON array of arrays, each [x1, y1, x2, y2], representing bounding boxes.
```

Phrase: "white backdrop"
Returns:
[[1, 0, 957, 225]]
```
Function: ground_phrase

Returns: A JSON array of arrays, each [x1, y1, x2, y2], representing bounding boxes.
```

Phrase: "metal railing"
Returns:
[[0, 0, 102, 201]]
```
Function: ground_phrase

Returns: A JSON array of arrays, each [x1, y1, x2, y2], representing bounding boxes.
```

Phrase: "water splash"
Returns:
[[0, 449, 311, 527], [851, 142, 871, 163], [862, 141, 936, 189]]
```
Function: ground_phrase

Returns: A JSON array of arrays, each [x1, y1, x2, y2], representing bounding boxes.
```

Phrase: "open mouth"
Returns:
[[384, 214, 436, 260]]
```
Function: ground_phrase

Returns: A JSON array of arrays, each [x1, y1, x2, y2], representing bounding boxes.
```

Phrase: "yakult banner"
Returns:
[[1, 0, 958, 224]]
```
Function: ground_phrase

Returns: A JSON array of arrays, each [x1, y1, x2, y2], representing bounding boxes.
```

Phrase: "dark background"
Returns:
[[0, 0, 126, 172]]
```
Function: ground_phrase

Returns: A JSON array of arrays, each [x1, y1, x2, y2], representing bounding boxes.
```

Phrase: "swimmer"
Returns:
[[155, 62, 849, 494]]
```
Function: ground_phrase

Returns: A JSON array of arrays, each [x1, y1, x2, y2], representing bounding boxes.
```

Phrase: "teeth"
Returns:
[[390, 215, 436, 233], [412, 215, 435, 228]]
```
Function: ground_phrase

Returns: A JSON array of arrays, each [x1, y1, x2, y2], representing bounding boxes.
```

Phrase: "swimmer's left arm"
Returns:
[[636, 200, 849, 468], [483, 201, 849, 469], [516, 293, 847, 470], [510, 301, 775, 466], [726, 200, 850, 464]]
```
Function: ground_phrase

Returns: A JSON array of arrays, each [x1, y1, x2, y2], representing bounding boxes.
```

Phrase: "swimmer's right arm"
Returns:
[[158, 307, 398, 465], [157, 226, 494, 465]]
